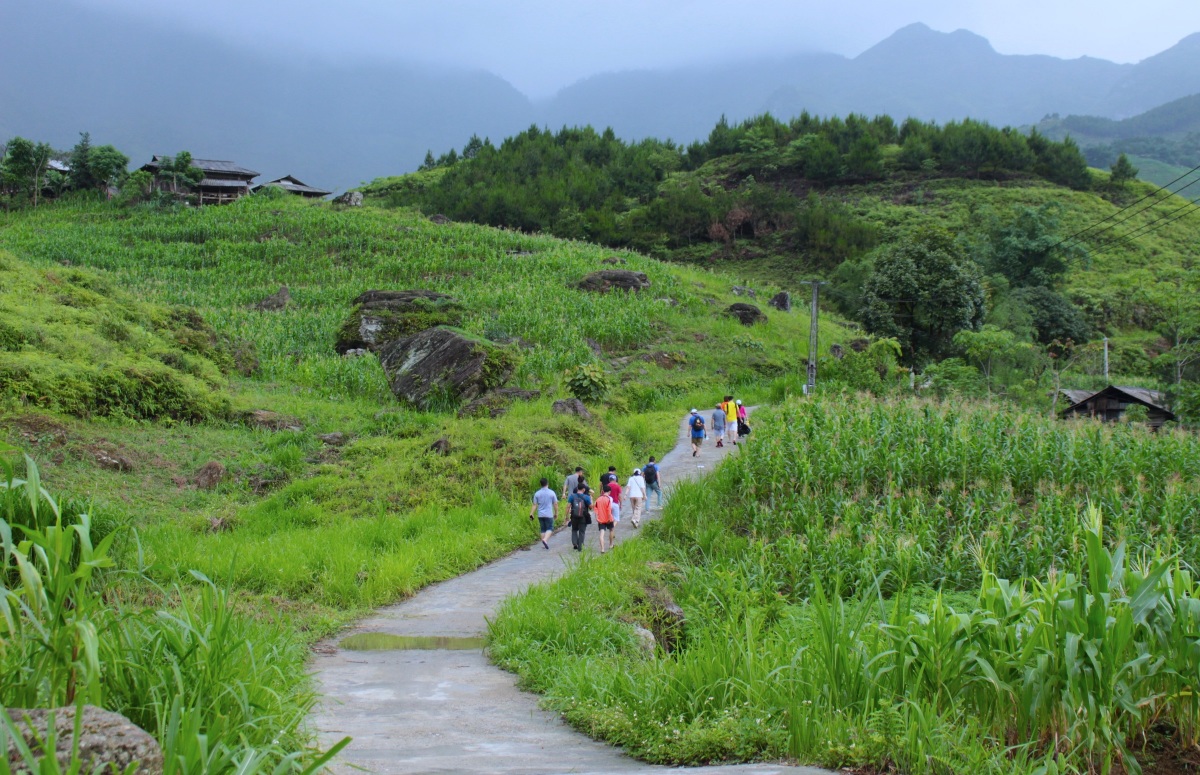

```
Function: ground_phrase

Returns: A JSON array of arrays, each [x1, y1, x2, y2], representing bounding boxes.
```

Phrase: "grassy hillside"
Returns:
[[0, 192, 859, 769]]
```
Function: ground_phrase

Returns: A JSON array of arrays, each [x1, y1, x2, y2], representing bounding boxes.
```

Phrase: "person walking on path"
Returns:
[[529, 477, 558, 550], [736, 399, 750, 440], [711, 403, 726, 447], [562, 466, 583, 500], [689, 408, 706, 456], [599, 466, 617, 490], [594, 487, 615, 553], [566, 482, 592, 552], [644, 456, 662, 507], [625, 468, 647, 528], [720, 396, 738, 445], [606, 478, 622, 539]]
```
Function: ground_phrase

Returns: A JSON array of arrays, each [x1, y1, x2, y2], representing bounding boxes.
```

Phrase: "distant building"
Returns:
[[140, 156, 259, 205], [253, 175, 331, 198], [1061, 385, 1176, 428]]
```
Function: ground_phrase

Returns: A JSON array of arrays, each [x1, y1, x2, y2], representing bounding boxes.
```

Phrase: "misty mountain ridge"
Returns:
[[4, 5, 1200, 190]]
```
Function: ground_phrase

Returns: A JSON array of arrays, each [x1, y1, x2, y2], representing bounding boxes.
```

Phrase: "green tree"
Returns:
[[860, 230, 985, 364], [2, 137, 54, 205], [953, 324, 1029, 393], [843, 133, 883, 179], [158, 151, 204, 194], [977, 204, 1088, 288], [1110, 153, 1138, 186], [419, 150, 437, 171], [87, 145, 129, 194], [1010, 285, 1092, 344], [68, 132, 96, 191]]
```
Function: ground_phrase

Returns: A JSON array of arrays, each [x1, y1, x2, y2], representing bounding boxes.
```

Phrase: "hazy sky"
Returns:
[[75, 0, 1200, 97]]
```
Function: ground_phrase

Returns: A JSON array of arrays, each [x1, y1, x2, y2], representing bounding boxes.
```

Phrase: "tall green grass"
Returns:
[[491, 396, 1200, 773], [0, 444, 345, 773]]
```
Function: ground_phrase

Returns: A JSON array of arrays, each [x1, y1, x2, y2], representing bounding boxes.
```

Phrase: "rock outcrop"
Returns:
[[551, 398, 592, 420], [577, 270, 650, 293], [428, 214, 451, 225], [378, 327, 515, 410], [254, 286, 290, 311], [335, 290, 463, 354], [725, 303, 767, 326], [4, 706, 163, 775], [334, 191, 363, 207], [768, 291, 792, 312]]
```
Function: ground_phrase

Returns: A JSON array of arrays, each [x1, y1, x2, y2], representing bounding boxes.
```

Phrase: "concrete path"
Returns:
[[310, 411, 827, 775]]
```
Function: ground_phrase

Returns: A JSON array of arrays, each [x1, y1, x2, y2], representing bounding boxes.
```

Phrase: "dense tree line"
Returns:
[[392, 112, 1094, 261]]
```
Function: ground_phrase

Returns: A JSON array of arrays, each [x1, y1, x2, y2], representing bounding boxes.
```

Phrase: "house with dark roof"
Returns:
[[253, 175, 331, 198], [139, 156, 259, 205], [1061, 385, 1176, 428]]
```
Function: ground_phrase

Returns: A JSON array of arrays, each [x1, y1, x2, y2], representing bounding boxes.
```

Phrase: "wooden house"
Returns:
[[253, 175, 331, 198], [140, 156, 259, 205], [1060, 385, 1176, 428]]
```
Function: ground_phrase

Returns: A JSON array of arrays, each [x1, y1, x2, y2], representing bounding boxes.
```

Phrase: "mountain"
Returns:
[[4, 5, 1200, 187], [0, 1, 534, 192], [1032, 94, 1200, 185]]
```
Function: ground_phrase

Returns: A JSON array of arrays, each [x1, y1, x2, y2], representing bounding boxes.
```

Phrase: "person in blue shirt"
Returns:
[[689, 409, 705, 457], [529, 477, 558, 549]]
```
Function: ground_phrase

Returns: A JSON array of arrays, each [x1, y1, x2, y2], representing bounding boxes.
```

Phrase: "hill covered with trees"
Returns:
[[368, 112, 1200, 389]]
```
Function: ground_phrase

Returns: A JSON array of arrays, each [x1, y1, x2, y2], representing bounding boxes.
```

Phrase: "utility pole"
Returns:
[[806, 281, 825, 394], [1103, 336, 1109, 382]]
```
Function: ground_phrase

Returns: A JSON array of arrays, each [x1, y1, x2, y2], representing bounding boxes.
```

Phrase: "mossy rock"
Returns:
[[334, 289, 464, 354], [378, 327, 516, 410]]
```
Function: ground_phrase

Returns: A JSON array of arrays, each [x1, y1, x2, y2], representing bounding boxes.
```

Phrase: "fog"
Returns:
[[70, 0, 1200, 97]]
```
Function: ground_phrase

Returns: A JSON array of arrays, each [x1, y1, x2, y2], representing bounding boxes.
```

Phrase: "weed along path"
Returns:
[[310, 411, 826, 775]]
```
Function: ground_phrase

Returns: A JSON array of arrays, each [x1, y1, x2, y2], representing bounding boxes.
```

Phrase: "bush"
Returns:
[[565, 362, 612, 403]]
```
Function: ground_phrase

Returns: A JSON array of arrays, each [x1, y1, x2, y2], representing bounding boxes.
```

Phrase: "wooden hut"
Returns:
[[140, 157, 259, 204], [253, 175, 331, 198], [1060, 385, 1176, 428]]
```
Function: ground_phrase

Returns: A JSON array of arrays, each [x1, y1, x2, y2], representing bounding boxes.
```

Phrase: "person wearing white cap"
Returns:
[[625, 468, 647, 527], [688, 408, 706, 456]]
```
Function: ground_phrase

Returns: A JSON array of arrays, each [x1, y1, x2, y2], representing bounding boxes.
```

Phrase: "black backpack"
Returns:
[[643, 463, 657, 484], [691, 416, 705, 432], [570, 496, 589, 521]]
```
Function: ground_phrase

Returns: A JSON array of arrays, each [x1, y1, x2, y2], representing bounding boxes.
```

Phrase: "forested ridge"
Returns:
[[367, 112, 1198, 398]]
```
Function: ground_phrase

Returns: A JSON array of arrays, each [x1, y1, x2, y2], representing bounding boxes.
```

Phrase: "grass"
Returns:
[[0, 192, 858, 770], [490, 394, 1200, 773]]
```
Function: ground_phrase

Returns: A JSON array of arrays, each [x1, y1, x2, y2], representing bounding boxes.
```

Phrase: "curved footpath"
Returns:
[[310, 411, 828, 775]]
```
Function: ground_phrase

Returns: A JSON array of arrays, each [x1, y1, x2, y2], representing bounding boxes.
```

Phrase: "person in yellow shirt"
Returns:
[[720, 396, 738, 445]]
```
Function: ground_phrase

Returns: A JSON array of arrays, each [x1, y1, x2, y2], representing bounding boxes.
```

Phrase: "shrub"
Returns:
[[565, 362, 612, 403]]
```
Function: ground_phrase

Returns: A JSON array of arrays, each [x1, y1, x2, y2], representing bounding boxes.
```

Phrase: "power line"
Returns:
[[1046, 161, 1200, 253], [1065, 174, 1200, 249], [1088, 192, 1200, 258]]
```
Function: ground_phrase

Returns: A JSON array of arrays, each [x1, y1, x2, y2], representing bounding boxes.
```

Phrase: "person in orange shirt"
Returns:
[[594, 487, 615, 554]]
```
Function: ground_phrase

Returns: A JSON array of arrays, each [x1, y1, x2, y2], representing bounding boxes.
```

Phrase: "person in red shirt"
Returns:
[[606, 479, 622, 543]]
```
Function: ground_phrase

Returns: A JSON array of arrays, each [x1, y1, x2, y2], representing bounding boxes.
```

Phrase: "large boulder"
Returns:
[[725, 303, 767, 326], [335, 290, 463, 354], [334, 191, 363, 207], [5, 706, 163, 775], [577, 270, 650, 293], [768, 291, 792, 312], [378, 327, 515, 410]]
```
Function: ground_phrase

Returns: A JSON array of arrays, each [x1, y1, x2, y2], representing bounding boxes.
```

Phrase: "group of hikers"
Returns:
[[529, 397, 751, 552], [529, 456, 663, 554], [689, 396, 749, 456]]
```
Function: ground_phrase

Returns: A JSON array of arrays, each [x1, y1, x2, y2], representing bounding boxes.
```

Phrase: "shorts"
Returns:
[[538, 517, 554, 532], [691, 434, 704, 444], [597, 522, 613, 531], [611, 503, 621, 521]]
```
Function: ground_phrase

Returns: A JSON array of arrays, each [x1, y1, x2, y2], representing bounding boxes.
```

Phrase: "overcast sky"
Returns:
[[75, 0, 1200, 97]]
